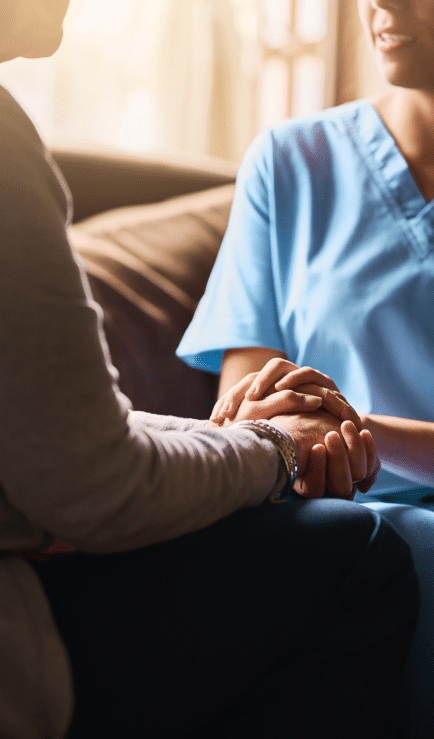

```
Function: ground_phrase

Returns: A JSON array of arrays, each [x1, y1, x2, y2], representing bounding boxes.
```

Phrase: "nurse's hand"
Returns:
[[211, 360, 362, 429], [271, 412, 380, 500]]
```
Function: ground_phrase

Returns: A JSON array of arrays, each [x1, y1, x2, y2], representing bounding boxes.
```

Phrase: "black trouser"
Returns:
[[31, 497, 418, 739]]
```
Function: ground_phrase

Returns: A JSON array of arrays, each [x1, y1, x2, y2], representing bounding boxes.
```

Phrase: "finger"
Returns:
[[356, 463, 381, 494], [315, 388, 362, 429], [340, 420, 367, 482], [254, 390, 323, 417], [210, 373, 258, 421], [360, 429, 378, 478], [356, 430, 381, 493], [324, 431, 353, 499], [274, 366, 338, 393], [293, 444, 326, 499], [244, 358, 299, 400], [227, 390, 323, 423], [289, 383, 361, 428], [293, 384, 363, 430]]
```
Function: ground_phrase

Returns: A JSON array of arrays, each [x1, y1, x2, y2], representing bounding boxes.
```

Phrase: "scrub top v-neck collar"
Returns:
[[348, 99, 434, 260]]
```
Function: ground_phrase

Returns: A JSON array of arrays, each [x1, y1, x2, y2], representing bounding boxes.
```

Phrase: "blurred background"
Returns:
[[0, 0, 386, 163]]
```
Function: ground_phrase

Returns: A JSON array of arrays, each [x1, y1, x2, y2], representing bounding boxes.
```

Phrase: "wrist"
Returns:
[[358, 413, 371, 430], [230, 419, 298, 500], [270, 415, 309, 475]]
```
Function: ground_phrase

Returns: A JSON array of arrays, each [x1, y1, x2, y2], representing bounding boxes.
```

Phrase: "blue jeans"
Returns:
[[31, 497, 418, 739]]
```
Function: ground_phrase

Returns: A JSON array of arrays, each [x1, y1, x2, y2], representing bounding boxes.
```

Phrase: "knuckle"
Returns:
[[280, 389, 296, 403], [246, 372, 257, 382], [267, 358, 284, 370], [323, 390, 339, 407]]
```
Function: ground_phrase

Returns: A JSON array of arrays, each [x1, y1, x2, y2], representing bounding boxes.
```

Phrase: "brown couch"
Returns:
[[52, 148, 237, 420], [54, 149, 425, 738]]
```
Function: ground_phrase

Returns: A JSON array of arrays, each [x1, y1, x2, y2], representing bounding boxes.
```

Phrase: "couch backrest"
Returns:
[[69, 184, 235, 418], [52, 148, 237, 223]]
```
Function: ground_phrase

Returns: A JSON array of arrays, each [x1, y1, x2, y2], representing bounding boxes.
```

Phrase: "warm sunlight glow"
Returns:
[[259, 57, 289, 128], [296, 0, 327, 44], [0, 0, 337, 160], [262, 0, 291, 48], [292, 54, 325, 115]]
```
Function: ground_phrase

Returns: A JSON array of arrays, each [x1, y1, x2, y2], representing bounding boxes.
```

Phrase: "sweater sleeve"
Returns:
[[0, 89, 280, 553], [130, 411, 209, 433]]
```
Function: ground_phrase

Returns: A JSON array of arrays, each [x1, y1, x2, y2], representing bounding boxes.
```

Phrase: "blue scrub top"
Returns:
[[177, 100, 434, 497]]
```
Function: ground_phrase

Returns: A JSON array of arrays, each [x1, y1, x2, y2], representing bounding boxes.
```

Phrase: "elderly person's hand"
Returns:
[[271, 411, 381, 500]]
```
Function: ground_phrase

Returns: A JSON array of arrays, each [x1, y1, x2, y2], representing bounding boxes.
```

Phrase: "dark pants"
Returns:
[[31, 497, 418, 739]]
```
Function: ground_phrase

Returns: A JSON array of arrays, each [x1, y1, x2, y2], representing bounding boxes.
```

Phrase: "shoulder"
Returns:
[[0, 85, 47, 173], [238, 100, 369, 190], [0, 86, 72, 223], [0, 86, 43, 144], [268, 100, 367, 159]]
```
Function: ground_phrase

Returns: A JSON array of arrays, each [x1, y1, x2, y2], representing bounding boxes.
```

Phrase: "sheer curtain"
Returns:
[[0, 0, 261, 161], [153, 0, 261, 160]]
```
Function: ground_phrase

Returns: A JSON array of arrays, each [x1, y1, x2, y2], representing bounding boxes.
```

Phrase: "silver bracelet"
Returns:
[[230, 419, 298, 501]]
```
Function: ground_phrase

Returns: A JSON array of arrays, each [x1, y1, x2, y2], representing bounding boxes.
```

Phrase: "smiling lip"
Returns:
[[376, 31, 415, 52]]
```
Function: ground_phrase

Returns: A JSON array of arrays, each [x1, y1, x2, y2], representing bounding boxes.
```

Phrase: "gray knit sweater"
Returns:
[[0, 86, 282, 738]]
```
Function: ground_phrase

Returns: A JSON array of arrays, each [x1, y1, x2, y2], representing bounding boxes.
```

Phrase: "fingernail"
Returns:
[[325, 430, 340, 443], [245, 386, 258, 399]]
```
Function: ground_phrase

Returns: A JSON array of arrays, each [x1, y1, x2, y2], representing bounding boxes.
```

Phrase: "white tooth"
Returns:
[[381, 33, 413, 41]]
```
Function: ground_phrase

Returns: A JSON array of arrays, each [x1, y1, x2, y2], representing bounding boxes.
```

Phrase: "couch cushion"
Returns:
[[68, 184, 234, 418]]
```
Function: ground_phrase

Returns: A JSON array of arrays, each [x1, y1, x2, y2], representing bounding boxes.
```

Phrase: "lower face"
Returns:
[[0, 0, 71, 63], [357, 0, 434, 93]]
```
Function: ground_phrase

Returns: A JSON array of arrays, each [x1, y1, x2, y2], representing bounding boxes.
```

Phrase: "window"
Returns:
[[0, 0, 339, 161], [259, 0, 339, 128]]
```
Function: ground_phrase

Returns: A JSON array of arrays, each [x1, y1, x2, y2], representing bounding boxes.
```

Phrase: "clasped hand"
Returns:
[[209, 359, 380, 500]]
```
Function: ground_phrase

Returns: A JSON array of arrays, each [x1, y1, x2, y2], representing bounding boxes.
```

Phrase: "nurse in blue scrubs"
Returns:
[[178, 0, 434, 736]]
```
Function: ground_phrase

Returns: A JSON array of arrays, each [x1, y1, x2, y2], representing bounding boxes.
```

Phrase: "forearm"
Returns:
[[360, 414, 434, 486], [130, 410, 208, 433], [0, 121, 283, 553], [1, 282, 280, 552], [218, 347, 286, 396]]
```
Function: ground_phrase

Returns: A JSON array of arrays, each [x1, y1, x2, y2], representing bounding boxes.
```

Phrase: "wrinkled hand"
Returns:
[[211, 359, 362, 429], [271, 411, 380, 500]]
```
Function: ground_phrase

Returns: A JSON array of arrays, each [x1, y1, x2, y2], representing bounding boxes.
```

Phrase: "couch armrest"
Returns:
[[51, 147, 237, 223]]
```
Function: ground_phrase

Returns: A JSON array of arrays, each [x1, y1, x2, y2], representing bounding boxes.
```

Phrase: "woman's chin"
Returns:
[[23, 28, 64, 59], [0, 28, 64, 63]]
